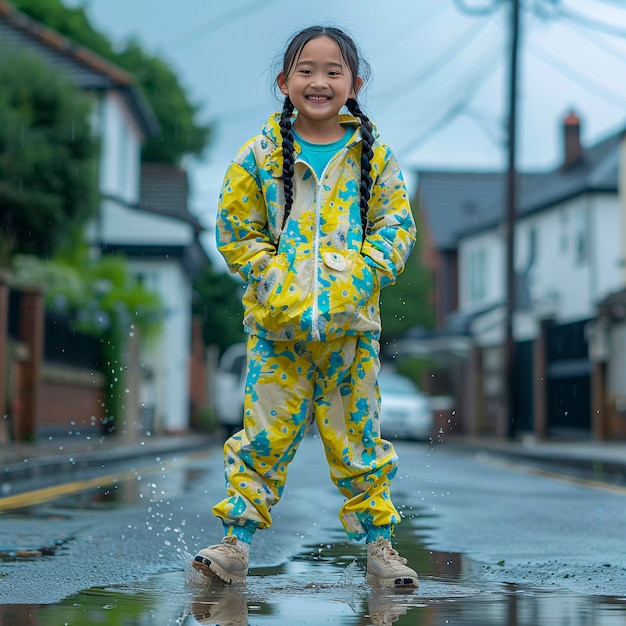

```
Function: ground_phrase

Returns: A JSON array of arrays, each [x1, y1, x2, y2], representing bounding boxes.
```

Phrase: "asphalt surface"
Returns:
[[1, 430, 626, 612], [1, 431, 220, 498], [2, 429, 625, 499]]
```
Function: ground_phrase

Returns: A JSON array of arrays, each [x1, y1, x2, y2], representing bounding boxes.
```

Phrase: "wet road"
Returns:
[[1, 434, 625, 625]]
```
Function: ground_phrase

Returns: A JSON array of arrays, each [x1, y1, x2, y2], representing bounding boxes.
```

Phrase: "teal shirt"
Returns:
[[294, 128, 354, 179]]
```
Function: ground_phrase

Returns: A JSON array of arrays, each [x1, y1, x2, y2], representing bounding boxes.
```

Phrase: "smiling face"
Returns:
[[277, 35, 362, 140]]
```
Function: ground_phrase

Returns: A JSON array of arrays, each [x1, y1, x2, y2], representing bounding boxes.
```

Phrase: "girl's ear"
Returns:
[[277, 72, 289, 96], [351, 76, 364, 99]]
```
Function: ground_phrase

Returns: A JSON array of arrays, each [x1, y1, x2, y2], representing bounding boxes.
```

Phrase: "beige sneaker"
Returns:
[[193, 536, 248, 585], [366, 538, 419, 589]]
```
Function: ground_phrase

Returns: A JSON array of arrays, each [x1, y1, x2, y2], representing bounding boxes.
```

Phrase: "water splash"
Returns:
[[334, 560, 361, 587]]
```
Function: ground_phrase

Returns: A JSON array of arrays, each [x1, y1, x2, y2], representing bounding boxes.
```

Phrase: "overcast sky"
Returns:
[[64, 0, 626, 257]]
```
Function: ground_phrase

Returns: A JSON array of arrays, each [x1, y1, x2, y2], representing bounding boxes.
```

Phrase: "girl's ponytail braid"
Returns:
[[279, 97, 296, 236], [347, 98, 374, 237]]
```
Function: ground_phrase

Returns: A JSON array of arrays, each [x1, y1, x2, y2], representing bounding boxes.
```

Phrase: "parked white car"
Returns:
[[378, 371, 433, 441], [214, 342, 247, 433], [214, 349, 433, 441]]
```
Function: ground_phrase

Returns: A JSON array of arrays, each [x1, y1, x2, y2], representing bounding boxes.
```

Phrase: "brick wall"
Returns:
[[38, 364, 105, 435], [14, 287, 44, 440]]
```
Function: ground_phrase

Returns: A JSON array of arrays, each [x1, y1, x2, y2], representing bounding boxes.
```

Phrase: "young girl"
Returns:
[[193, 25, 418, 589]]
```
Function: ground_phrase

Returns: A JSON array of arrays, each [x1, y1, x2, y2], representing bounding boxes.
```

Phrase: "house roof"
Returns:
[[416, 124, 621, 249], [140, 164, 204, 234], [416, 171, 501, 250], [0, 1, 159, 138]]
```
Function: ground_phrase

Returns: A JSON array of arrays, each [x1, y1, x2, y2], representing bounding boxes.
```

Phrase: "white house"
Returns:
[[99, 164, 208, 434], [0, 2, 208, 434], [415, 111, 626, 440]]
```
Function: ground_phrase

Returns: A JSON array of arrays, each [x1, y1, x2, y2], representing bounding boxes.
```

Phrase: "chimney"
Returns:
[[563, 110, 582, 168]]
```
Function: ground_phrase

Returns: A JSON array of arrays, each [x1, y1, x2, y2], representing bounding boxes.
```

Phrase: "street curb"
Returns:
[[439, 441, 626, 486], [1, 434, 221, 496]]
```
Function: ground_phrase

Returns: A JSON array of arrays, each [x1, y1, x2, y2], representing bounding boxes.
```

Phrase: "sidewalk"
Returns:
[[2, 431, 626, 495], [439, 436, 626, 486], [1, 431, 220, 493]]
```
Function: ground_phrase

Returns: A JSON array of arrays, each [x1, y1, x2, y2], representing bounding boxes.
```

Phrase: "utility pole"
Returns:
[[503, 0, 520, 438]]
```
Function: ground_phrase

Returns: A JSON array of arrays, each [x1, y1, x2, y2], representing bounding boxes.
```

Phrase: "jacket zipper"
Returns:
[[311, 174, 323, 342], [304, 146, 351, 342]]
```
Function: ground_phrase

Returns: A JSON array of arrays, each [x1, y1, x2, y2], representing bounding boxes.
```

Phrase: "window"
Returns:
[[116, 113, 130, 196], [559, 210, 568, 253], [135, 271, 158, 292], [527, 226, 537, 271], [469, 248, 487, 303], [573, 207, 587, 263]]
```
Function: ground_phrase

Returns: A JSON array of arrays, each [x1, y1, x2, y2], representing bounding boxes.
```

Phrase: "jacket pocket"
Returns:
[[251, 252, 312, 320], [322, 249, 377, 314]]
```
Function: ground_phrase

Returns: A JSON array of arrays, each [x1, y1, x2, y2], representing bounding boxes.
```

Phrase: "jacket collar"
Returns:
[[262, 112, 377, 178]]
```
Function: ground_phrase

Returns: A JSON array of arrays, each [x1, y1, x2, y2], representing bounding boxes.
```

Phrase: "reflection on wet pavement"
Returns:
[[3, 451, 626, 625], [5, 533, 626, 626]]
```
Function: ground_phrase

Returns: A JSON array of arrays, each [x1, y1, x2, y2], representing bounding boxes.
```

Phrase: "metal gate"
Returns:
[[513, 340, 534, 434], [545, 320, 591, 435]]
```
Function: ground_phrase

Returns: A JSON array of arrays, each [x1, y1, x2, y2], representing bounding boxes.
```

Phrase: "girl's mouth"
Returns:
[[306, 95, 331, 103]]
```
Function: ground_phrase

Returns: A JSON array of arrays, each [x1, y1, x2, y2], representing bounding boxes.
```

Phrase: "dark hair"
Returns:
[[277, 26, 374, 238]]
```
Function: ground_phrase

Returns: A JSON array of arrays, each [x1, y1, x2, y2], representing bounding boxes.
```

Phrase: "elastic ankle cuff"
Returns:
[[224, 520, 258, 545], [366, 524, 392, 543]]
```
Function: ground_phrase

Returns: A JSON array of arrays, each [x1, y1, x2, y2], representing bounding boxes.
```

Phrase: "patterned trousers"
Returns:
[[212, 333, 401, 542]]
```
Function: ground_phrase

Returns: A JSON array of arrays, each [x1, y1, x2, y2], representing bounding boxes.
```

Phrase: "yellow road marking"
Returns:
[[0, 471, 135, 511], [0, 450, 211, 512]]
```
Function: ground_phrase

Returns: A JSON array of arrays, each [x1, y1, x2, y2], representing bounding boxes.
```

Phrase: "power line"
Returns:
[[557, 13, 626, 66], [453, 0, 504, 16], [376, 3, 452, 61], [503, 0, 521, 438], [590, 0, 626, 9], [524, 1, 626, 104], [384, 15, 500, 100], [527, 43, 626, 109], [555, 5, 626, 39], [464, 108, 506, 147], [395, 40, 502, 156]]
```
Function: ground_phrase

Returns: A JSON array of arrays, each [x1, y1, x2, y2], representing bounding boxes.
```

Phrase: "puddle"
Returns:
[[3, 535, 626, 625], [0, 539, 72, 563], [2, 446, 626, 624]]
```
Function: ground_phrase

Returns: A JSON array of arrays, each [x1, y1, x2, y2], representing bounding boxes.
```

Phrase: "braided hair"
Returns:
[[277, 26, 373, 237], [346, 97, 374, 237], [279, 96, 296, 231]]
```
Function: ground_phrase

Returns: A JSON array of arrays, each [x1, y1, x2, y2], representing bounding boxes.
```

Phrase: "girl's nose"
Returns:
[[310, 73, 329, 87]]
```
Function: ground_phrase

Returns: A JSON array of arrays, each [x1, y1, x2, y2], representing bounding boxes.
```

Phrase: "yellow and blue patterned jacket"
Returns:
[[216, 112, 416, 342]]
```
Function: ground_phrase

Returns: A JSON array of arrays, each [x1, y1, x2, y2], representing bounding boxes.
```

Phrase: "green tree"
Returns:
[[193, 264, 245, 354], [11, 0, 211, 165], [9, 0, 114, 58], [0, 51, 97, 263], [115, 42, 209, 163]]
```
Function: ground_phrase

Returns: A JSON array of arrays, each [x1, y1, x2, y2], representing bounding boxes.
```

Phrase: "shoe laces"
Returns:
[[218, 535, 244, 555], [371, 539, 407, 565]]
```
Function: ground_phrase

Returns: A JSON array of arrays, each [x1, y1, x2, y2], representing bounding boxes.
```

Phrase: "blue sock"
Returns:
[[223, 520, 258, 545], [366, 524, 392, 543]]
